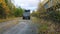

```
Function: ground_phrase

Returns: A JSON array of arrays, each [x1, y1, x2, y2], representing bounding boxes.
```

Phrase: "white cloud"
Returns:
[[13, 0, 40, 10], [41, 0, 44, 2]]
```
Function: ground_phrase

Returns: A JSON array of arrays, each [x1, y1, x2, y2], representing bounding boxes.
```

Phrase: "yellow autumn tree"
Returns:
[[0, 0, 10, 18]]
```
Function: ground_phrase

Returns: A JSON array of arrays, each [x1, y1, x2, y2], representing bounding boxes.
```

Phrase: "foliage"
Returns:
[[32, 0, 60, 22], [0, 0, 10, 19], [14, 7, 24, 17], [0, 0, 24, 19], [32, 0, 60, 34]]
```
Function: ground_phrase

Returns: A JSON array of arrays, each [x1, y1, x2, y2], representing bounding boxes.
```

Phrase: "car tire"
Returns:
[[23, 16, 25, 19], [28, 17, 30, 19]]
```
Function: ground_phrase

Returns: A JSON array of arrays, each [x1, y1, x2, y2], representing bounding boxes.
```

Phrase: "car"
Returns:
[[23, 10, 30, 20]]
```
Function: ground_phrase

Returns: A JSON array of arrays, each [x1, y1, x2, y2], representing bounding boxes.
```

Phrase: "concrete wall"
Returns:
[[44, 0, 60, 9]]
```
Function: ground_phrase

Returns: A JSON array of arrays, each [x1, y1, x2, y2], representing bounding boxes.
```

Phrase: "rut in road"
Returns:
[[2, 20, 38, 34]]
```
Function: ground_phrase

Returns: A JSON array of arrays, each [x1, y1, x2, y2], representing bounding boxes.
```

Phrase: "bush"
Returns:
[[14, 7, 24, 17]]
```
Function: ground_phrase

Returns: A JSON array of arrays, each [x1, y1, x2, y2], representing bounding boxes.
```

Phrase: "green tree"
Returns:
[[14, 7, 24, 17]]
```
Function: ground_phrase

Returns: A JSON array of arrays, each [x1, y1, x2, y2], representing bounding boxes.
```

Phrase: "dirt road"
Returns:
[[0, 18, 38, 34]]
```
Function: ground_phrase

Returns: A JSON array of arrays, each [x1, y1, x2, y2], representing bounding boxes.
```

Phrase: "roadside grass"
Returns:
[[0, 17, 21, 23], [32, 17, 57, 34], [0, 18, 14, 22]]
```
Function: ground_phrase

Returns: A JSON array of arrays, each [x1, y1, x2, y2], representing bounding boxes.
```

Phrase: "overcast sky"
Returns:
[[13, 0, 44, 11]]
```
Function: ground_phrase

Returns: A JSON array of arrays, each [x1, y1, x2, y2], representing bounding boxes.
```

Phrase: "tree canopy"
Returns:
[[0, 0, 24, 19]]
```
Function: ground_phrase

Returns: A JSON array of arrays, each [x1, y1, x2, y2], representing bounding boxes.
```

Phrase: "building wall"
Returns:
[[44, 0, 60, 9]]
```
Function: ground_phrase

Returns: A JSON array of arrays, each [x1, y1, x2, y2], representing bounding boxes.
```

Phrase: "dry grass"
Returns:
[[0, 18, 13, 22], [0, 17, 20, 22], [32, 17, 60, 34]]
